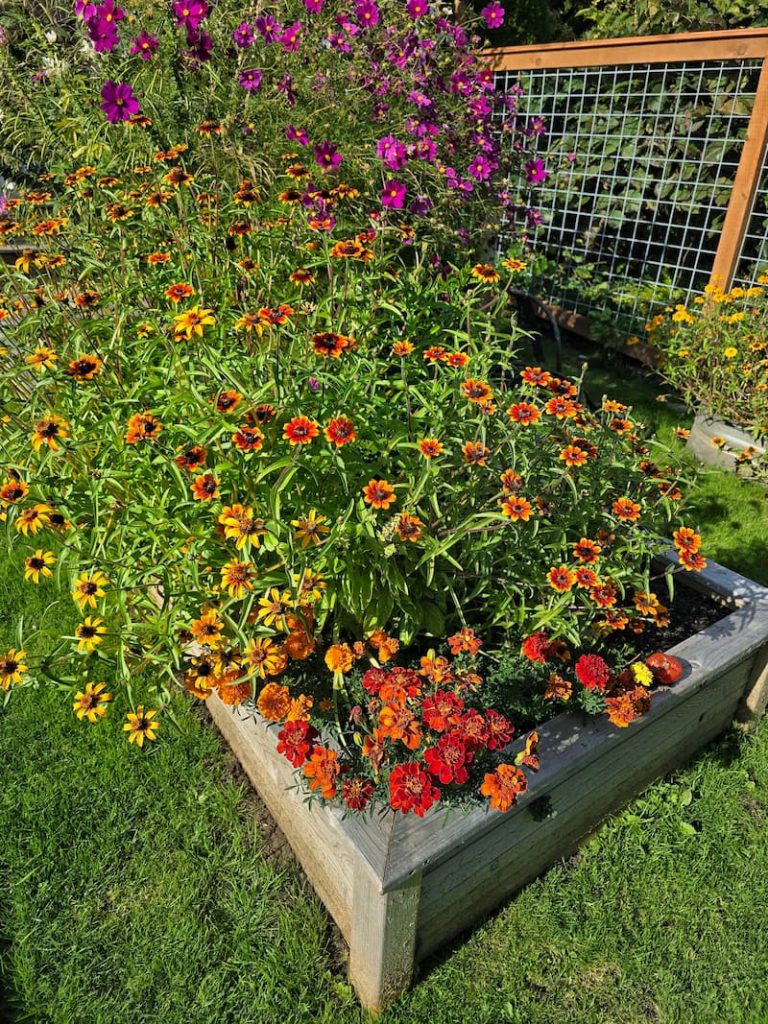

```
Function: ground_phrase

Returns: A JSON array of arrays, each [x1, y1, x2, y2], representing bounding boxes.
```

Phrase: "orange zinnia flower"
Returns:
[[613, 497, 641, 522], [165, 283, 195, 303], [501, 496, 533, 522], [560, 445, 587, 467], [418, 438, 443, 458], [362, 479, 396, 509], [547, 565, 576, 592], [396, 512, 423, 542], [673, 527, 701, 553], [283, 417, 319, 444], [572, 538, 601, 563], [325, 417, 356, 446], [462, 441, 490, 466], [507, 402, 540, 425], [462, 378, 493, 403]]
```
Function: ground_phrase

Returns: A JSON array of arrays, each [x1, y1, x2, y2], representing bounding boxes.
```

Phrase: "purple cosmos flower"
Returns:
[[304, 0, 324, 10], [467, 154, 494, 181], [186, 26, 213, 61], [481, 2, 505, 28], [526, 207, 543, 226], [566, 151, 577, 163], [468, 96, 492, 118], [277, 74, 296, 105], [377, 135, 408, 171], [409, 195, 432, 217], [279, 20, 302, 51], [327, 31, 351, 52], [238, 68, 263, 92], [381, 179, 406, 210], [0, 194, 9, 214], [413, 139, 437, 162], [408, 90, 433, 110], [525, 159, 548, 184], [355, 0, 380, 28], [100, 80, 140, 123], [91, 0, 124, 25], [232, 21, 254, 47], [309, 376, 321, 391], [527, 116, 546, 136], [87, 18, 119, 51], [406, 0, 429, 17], [285, 125, 309, 146], [129, 30, 159, 59], [314, 140, 342, 172], [173, 0, 208, 30], [75, 0, 97, 18], [255, 14, 282, 42]]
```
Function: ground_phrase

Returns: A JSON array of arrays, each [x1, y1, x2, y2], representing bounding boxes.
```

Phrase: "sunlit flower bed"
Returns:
[[0, 0, 703, 816]]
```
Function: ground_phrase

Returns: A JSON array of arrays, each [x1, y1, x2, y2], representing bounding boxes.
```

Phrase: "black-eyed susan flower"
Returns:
[[0, 478, 28, 506], [72, 570, 108, 610], [16, 503, 51, 536], [67, 354, 103, 381], [362, 479, 396, 509], [31, 415, 69, 453], [24, 548, 55, 583], [191, 473, 219, 501], [123, 705, 160, 747], [73, 682, 112, 722], [471, 263, 500, 283], [256, 588, 292, 630], [165, 282, 195, 303], [396, 512, 423, 542], [173, 306, 215, 340], [245, 637, 286, 680], [25, 346, 57, 371], [75, 616, 107, 652], [218, 504, 266, 550], [291, 510, 330, 547], [190, 610, 225, 649], [0, 648, 28, 689], [125, 412, 162, 444], [220, 559, 255, 599]]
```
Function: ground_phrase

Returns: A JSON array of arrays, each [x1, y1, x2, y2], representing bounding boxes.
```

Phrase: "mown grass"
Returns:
[[2, 348, 768, 1024]]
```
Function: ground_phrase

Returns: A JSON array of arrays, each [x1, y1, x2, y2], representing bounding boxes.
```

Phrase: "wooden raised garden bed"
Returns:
[[207, 553, 768, 1012]]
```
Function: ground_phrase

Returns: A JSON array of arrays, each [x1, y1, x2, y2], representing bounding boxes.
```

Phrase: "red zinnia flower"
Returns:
[[388, 761, 440, 817], [575, 653, 612, 691], [325, 417, 356, 446], [283, 416, 319, 444]]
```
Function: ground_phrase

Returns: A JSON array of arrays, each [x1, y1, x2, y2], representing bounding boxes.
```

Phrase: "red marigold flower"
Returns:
[[378, 702, 422, 750], [480, 763, 528, 812], [501, 496, 533, 522], [613, 496, 642, 521], [507, 402, 541, 425], [485, 708, 514, 750], [456, 708, 489, 750], [422, 689, 464, 733], [325, 416, 356, 446], [342, 776, 375, 812], [362, 478, 396, 509], [283, 416, 319, 444], [424, 732, 472, 785], [276, 720, 318, 767], [520, 366, 551, 387], [520, 631, 552, 664], [547, 565, 576, 592], [575, 653, 612, 691], [362, 667, 388, 695], [303, 745, 342, 799], [447, 628, 483, 656], [418, 438, 443, 458], [388, 761, 440, 817]]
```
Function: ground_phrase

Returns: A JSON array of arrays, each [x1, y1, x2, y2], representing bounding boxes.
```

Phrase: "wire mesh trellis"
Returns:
[[492, 37, 768, 334]]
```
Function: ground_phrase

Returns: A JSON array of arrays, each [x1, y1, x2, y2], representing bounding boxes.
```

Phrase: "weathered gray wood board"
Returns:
[[207, 553, 768, 1012]]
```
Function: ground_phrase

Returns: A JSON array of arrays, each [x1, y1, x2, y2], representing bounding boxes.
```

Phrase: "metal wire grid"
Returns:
[[733, 137, 768, 288], [494, 60, 764, 331]]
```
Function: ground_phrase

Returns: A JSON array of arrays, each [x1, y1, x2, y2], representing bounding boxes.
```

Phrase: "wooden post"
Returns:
[[736, 644, 768, 727], [709, 56, 768, 291], [347, 864, 421, 1015]]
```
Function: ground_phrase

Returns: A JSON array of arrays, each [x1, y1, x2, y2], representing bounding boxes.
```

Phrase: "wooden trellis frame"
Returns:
[[485, 28, 768, 304]]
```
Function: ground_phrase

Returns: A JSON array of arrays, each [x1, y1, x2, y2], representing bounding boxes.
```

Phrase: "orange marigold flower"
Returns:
[[325, 417, 356, 446], [378, 703, 423, 750], [448, 627, 483, 656], [480, 763, 528, 812], [418, 438, 443, 459], [325, 643, 354, 674], [462, 441, 490, 466], [303, 746, 343, 799], [283, 416, 319, 444], [547, 565, 576, 592], [191, 473, 219, 501], [218, 681, 253, 706], [368, 629, 400, 664], [613, 496, 642, 522], [165, 282, 195, 303], [256, 682, 292, 721], [362, 478, 396, 509], [507, 402, 541, 425], [501, 496, 533, 522]]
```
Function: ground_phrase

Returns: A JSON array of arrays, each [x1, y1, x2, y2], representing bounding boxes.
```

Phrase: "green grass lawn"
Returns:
[[2, 348, 768, 1024]]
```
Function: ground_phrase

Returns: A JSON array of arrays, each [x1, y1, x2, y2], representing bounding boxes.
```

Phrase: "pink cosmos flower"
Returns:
[[304, 0, 324, 10], [238, 68, 263, 92], [100, 80, 140, 123], [381, 179, 406, 210], [280, 20, 302, 51], [285, 125, 309, 146], [129, 30, 159, 59], [314, 140, 342, 171], [173, 0, 208, 30], [525, 159, 548, 184], [406, 0, 429, 17], [481, 2, 505, 28]]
